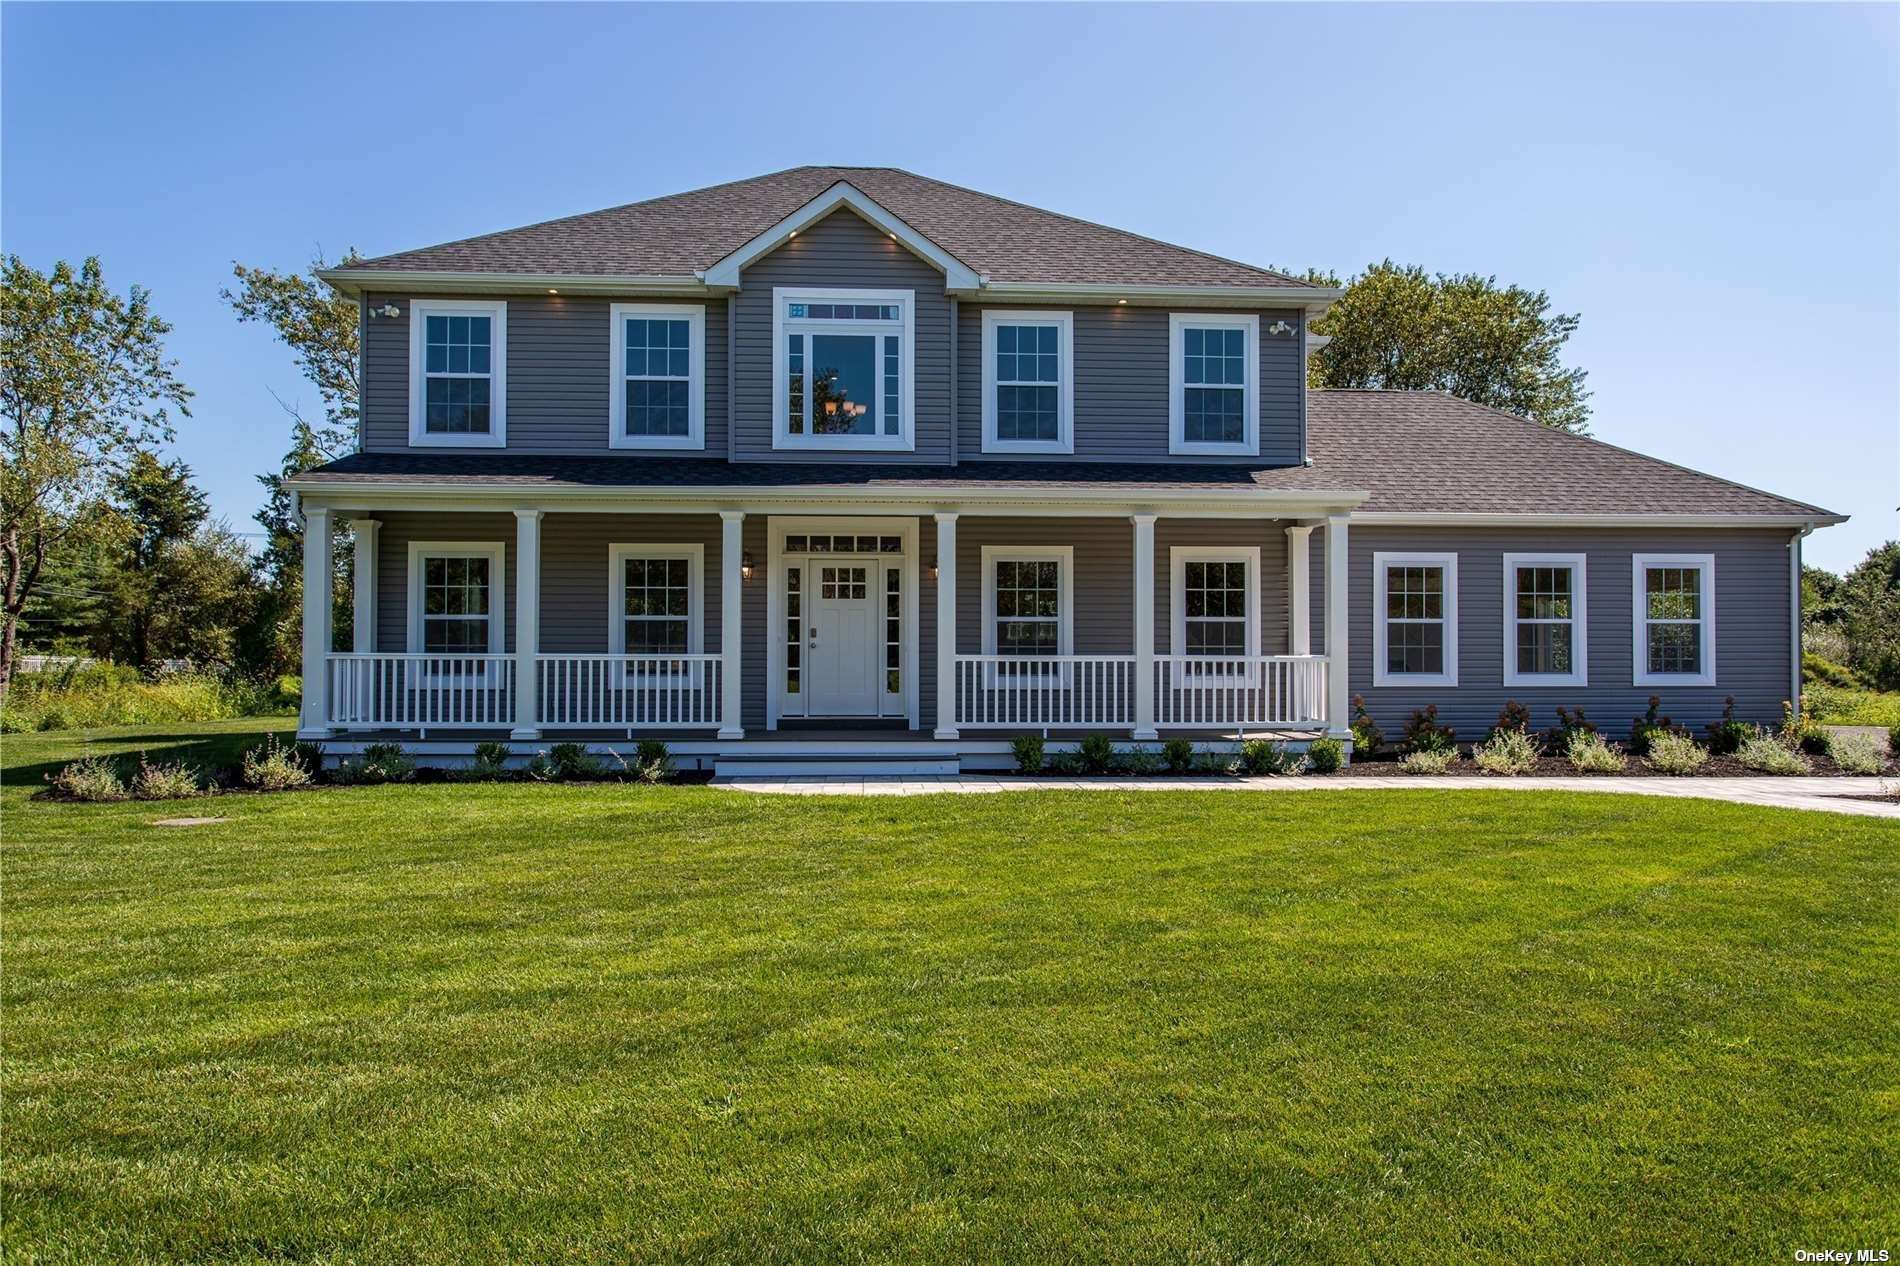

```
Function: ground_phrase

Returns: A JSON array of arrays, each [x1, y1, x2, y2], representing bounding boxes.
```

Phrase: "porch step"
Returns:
[[714, 752, 962, 779]]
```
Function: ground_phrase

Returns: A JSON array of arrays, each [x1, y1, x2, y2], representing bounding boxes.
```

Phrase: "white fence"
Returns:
[[537, 654, 723, 730], [326, 655, 517, 730], [1154, 655, 1327, 729], [952, 655, 1137, 729]]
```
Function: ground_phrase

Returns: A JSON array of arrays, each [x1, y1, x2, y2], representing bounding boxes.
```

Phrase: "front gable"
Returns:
[[704, 180, 979, 291]]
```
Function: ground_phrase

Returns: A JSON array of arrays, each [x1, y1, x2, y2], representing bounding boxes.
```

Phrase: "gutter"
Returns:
[[1351, 511, 1849, 529]]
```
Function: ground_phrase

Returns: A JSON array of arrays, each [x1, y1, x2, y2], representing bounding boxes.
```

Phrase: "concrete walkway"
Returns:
[[719, 773, 1900, 818]]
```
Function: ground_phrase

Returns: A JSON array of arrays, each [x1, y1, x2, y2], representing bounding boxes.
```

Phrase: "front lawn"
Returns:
[[5, 723, 1897, 1262]]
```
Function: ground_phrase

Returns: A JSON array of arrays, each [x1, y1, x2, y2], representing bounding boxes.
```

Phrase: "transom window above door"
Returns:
[[410, 301, 506, 447], [1168, 312, 1258, 455], [610, 304, 705, 450], [773, 288, 915, 452], [981, 310, 1074, 453]]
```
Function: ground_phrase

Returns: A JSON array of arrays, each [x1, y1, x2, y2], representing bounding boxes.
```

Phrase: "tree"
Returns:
[[1299, 260, 1592, 433], [222, 254, 361, 673], [0, 256, 190, 696], [1839, 541, 1900, 690], [106, 451, 211, 668]]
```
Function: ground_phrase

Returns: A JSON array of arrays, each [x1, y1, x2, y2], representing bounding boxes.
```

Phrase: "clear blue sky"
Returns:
[[4, 2, 1894, 571]]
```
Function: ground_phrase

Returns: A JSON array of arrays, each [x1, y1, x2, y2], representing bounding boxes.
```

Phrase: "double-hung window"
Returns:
[[1168, 312, 1258, 455], [773, 288, 915, 451], [1633, 554, 1715, 686], [610, 544, 703, 659], [1373, 552, 1458, 686], [410, 300, 506, 447], [1170, 547, 1260, 677], [407, 543, 505, 665], [610, 304, 705, 450], [1504, 553, 1587, 686], [981, 309, 1074, 453], [980, 546, 1072, 682]]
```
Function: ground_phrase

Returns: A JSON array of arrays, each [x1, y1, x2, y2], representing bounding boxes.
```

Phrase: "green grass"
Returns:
[[6, 723, 1898, 1262], [1806, 680, 1900, 727], [0, 665, 297, 733]]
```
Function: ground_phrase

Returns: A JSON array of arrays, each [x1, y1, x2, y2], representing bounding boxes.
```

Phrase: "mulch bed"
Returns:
[[1336, 751, 1889, 778]]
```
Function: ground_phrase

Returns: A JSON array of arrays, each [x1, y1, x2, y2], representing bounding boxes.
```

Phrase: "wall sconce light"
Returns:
[[1267, 320, 1295, 336], [928, 559, 939, 581], [741, 551, 755, 582]]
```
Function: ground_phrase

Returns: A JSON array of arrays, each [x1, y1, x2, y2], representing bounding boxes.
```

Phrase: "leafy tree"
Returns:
[[1295, 260, 1592, 433], [142, 520, 259, 670], [0, 256, 190, 695], [1839, 541, 1900, 690], [105, 451, 235, 668], [1802, 563, 1844, 626]]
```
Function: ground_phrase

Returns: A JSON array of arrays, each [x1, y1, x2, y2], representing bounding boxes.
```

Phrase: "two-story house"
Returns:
[[290, 166, 1844, 774]]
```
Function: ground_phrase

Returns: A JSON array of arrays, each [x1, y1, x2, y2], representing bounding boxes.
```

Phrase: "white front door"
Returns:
[[807, 564, 879, 715]]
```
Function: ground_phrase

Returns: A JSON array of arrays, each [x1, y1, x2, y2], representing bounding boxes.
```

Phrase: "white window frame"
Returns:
[[1169, 546, 1260, 677], [1632, 553, 1716, 687], [1168, 311, 1259, 456], [608, 303, 705, 451], [409, 299, 506, 448], [980, 545, 1074, 684], [1372, 551, 1459, 687], [1503, 552, 1588, 687], [406, 542, 506, 670], [771, 286, 915, 452], [609, 543, 704, 681], [980, 308, 1074, 454]]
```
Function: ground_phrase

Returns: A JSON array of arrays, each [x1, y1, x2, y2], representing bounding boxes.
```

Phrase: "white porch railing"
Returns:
[[326, 654, 517, 729], [537, 654, 724, 730], [953, 655, 1138, 729], [1154, 654, 1328, 729]]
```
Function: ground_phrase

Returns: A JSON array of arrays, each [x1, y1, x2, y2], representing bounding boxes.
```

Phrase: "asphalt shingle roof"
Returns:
[[348, 166, 1314, 289], [294, 392, 1838, 522]]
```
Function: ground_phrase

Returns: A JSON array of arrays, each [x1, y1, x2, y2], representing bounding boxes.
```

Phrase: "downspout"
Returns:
[[1790, 524, 1813, 713]]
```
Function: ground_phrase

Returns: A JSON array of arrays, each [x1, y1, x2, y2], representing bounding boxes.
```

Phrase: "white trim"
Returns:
[[979, 309, 1074, 455], [770, 287, 917, 452], [1372, 551, 1458, 687], [607, 543, 705, 657], [1632, 553, 1717, 687], [702, 181, 981, 290], [608, 303, 705, 451], [405, 541, 506, 654], [980, 545, 1074, 680], [320, 269, 706, 299], [1168, 545, 1261, 661], [1168, 312, 1260, 456], [765, 516, 919, 730], [408, 299, 506, 448], [1352, 511, 1843, 529], [962, 280, 1341, 311], [1502, 552, 1588, 687]]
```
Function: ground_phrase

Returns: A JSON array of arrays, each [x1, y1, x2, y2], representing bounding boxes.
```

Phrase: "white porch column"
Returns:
[[511, 510, 543, 740], [1284, 524, 1312, 656], [1323, 514, 1351, 739], [350, 518, 380, 654], [297, 503, 332, 739], [934, 512, 959, 739], [1131, 513, 1157, 740], [719, 511, 745, 739]]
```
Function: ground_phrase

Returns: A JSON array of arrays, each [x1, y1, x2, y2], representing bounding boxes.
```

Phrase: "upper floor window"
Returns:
[[980, 310, 1074, 454], [772, 287, 915, 452], [1168, 312, 1258, 455], [610, 303, 705, 450], [1633, 554, 1715, 686], [1504, 553, 1587, 686], [410, 300, 506, 447], [1373, 552, 1458, 686]]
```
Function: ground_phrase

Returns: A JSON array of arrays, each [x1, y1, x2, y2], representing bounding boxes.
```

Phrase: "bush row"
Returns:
[[2, 664, 297, 733], [1009, 733, 1347, 777]]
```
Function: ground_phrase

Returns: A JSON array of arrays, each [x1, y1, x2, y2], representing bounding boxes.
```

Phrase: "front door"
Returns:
[[807, 564, 879, 715]]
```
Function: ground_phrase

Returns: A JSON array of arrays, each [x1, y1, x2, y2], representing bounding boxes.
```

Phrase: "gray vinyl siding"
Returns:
[[731, 211, 953, 463], [372, 512, 519, 653], [360, 293, 729, 456], [1333, 527, 1796, 738], [955, 305, 1304, 465], [538, 514, 726, 655]]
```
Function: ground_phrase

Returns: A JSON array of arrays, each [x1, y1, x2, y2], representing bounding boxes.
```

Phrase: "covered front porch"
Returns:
[[294, 496, 1355, 755]]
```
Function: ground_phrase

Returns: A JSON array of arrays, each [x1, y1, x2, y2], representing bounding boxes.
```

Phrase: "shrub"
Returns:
[[1010, 734, 1045, 773], [1629, 696, 1679, 756], [1161, 737, 1194, 774], [1119, 747, 1161, 775], [1891, 724, 1900, 757], [1704, 696, 1751, 756], [132, 756, 204, 800], [1739, 729, 1812, 775], [1402, 705, 1455, 754], [1829, 732, 1885, 775], [1045, 750, 1083, 774], [1349, 695, 1384, 754], [1196, 749, 1240, 775], [472, 740, 510, 773], [1493, 699, 1532, 736], [50, 755, 127, 801], [1780, 699, 1830, 756], [633, 739, 672, 784], [1565, 730, 1626, 773], [545, 742, 599, 780], [1398, 748, 1457, 775], [1239, 738, 1298, 776], [241, 734, 313, 790], [338, 742, 415, 786], [1305, 735, 1344, 774], [1643, 731, 1708, 776], [1473, 728, 1539, 775], [1552, 706, 1597, 745], [1078, 734, 1115, 774]]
